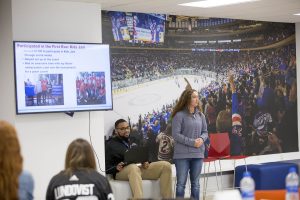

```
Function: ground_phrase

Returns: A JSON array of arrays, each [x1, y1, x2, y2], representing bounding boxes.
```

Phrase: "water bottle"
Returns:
[[286, 167, 299, 200], [240, 171, 255, 200]]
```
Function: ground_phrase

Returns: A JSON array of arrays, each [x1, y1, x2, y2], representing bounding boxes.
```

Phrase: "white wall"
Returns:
[[0, 0, 104, 199], [0, 0, 15, 123], [0, 0, 300, 198]]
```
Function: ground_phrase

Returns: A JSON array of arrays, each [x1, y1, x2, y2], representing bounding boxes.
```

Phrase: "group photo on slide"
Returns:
[[76, 71, 106, 105]]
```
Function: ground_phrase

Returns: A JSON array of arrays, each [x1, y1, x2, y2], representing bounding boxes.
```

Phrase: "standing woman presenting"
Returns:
[[172, 87, 208, 200]]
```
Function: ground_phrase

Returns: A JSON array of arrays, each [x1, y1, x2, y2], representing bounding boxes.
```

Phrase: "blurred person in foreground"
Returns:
[[0, 120, 34, 200], [46, 138, 114, 200]]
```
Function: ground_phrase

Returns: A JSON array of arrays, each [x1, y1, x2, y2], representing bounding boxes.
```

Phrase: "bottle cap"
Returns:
[[289, 167, 297, 173], [243, 171, 252, 177]]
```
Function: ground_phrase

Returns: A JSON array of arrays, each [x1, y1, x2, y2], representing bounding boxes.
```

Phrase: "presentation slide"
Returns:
[[14, 41, 112, 114]]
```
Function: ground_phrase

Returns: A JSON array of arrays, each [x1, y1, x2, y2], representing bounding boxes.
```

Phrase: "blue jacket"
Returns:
[[172, 109, 208, 159]]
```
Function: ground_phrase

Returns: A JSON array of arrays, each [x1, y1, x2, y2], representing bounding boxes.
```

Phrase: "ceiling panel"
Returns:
[[171, 0, 299, 22], [73, 0, 300, 22]]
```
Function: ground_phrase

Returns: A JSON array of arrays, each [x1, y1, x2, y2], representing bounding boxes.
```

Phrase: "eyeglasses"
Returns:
[[117, 126, 130, 131]]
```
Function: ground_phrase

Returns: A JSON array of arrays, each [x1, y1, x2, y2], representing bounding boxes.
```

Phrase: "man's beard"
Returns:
[[120, 135, 130, 143]]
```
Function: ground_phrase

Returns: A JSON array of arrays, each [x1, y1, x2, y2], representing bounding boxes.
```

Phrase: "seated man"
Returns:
[[105, 119, 172, 199]]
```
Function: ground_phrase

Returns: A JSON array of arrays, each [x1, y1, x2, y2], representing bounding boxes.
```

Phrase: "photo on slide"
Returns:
[[76, 71, 106, 105], [24, 74, 64, 106]]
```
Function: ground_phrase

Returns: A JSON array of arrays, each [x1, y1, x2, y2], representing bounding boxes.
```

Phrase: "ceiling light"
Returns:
[[179, 0, 260, 8], [294, 13, 300, 16]]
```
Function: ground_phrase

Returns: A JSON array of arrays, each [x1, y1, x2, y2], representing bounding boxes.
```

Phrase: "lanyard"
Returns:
[[122, 140, 130, 149]]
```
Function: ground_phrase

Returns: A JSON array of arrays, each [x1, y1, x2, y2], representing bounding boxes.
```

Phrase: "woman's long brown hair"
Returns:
[[171, 88, 202, 118], [0, 121, 23, 200], [172, 78, 202, 118], [64, 138, 96, 176]]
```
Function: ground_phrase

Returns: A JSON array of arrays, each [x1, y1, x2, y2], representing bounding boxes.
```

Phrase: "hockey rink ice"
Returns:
[[104, 74, 216, 135]]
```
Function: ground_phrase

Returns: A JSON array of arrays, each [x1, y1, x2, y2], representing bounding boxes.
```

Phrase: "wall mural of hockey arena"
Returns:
[[102, 10, 297, 162]]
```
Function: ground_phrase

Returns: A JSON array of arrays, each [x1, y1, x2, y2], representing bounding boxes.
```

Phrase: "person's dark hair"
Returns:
[[171, 88, 202, 118], [115, 119, 127, 128], [64, 138, 96, 175]]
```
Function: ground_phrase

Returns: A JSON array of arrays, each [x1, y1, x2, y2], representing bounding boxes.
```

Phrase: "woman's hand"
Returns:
[[116, 162, 125, 171], [194, 138, 204, 148], [141, 162, 150, 169]]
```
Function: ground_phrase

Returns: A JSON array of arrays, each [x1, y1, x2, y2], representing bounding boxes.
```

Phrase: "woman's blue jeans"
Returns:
[[174, 158, 203, 200]]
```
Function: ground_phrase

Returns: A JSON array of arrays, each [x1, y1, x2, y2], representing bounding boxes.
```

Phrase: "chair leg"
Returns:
[[213, 161, 220, 190], [202, 162, 207, 200], [218, 159, 223, 190], [233, 160, 236, 189], [203, 162, 211, 200]]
